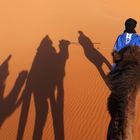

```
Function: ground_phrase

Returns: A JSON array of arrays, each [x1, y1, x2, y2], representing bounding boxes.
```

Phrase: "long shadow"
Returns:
[[0, 55, 28, 126], [17, 35, 70, 140], [78, 31, 111, 87]]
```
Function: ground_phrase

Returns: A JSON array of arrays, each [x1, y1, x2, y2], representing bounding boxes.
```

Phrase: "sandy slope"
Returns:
[[0, 43, 139, 140], [1, 1, 140, 139]]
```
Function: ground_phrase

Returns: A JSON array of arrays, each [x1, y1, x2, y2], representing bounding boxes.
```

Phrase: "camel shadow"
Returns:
[[78, 31, 111, 88], [17, 35, 70, 140], [0, 55, 28, 126]]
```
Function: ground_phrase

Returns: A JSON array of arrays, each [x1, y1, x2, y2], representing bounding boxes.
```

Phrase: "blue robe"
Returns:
[[114, 33, 140, 52]]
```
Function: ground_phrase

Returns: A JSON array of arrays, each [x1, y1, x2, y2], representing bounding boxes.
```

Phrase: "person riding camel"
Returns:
[[112, 18, 140, 69]]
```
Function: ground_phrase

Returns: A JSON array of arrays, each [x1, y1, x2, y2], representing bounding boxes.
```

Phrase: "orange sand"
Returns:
[[0, 1, 140, 140]]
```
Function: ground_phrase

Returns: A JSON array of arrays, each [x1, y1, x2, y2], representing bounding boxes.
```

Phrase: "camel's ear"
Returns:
[[112, 51, 121, 62]]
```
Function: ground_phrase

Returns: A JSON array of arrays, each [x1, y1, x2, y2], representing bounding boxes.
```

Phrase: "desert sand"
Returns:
[[0, 1, 140, 140]]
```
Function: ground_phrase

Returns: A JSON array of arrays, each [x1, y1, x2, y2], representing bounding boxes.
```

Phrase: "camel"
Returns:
[[107, 46, 140, 140]]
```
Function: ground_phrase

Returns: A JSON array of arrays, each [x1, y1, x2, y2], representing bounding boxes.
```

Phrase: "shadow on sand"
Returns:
[[17, 35, 70, 140], [78, 31, 111, 88], [0, 55, 28, 127], [0, 32, 111, 139]]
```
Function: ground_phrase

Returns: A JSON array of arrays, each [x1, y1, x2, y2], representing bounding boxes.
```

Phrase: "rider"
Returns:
[[112, 18, 140, 69]]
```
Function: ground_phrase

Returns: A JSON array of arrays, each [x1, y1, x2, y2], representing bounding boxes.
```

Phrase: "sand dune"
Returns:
[[0, 39, 140, 140], [1, 1, 140, 139]]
